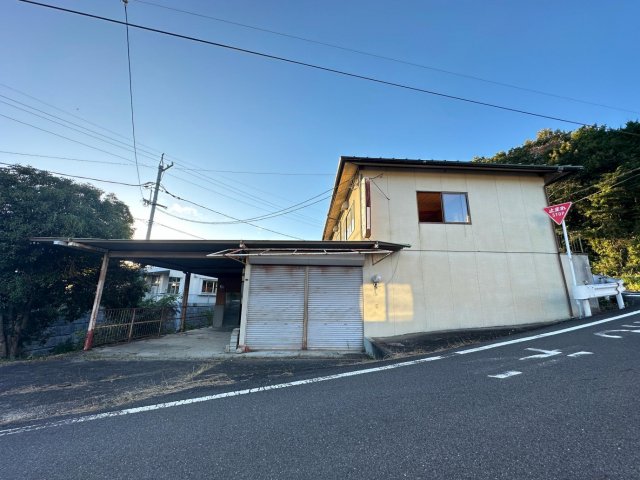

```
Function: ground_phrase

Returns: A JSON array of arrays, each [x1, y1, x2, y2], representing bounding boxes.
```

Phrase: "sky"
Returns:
[[2, 0, 639, 240]]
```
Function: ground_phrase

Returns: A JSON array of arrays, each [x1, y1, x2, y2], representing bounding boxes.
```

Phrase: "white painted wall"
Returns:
[[145, 268, 218, 306], [354, 168, 572, 338]]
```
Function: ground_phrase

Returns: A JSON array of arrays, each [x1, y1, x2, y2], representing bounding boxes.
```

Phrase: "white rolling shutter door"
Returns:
[[245, 265, 304, 350], [307, 266, 363, 351]]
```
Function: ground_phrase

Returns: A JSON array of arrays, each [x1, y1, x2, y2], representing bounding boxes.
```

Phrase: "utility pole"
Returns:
[[145, 154, 173, 240]]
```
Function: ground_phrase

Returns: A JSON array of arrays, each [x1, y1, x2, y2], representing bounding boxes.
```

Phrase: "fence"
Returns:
[[556, 233, 587, 254], [91, 305, 216, 347]]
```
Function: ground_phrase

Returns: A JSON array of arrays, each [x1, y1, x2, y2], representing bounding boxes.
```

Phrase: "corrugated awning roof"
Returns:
[[31, 238, 407, 277]]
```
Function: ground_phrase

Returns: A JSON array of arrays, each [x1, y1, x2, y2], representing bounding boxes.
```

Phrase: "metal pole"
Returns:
[[562, 220, 583, 317], [84, 252, 110, 351], [145, 154, 173, 240]]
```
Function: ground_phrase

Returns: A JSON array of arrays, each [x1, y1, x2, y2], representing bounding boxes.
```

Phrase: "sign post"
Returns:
[[543, 202, 582, 316]]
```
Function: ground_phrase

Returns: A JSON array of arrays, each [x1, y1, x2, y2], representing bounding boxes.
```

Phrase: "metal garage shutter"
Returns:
[[307, 266, 363, 351], [245, 265, 304, 349]]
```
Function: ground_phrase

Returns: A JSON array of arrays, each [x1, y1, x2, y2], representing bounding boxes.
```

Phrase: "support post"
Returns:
[[84, 252, 110, 351], [562, 220, 584, 317], [179, 272, 191, 332]]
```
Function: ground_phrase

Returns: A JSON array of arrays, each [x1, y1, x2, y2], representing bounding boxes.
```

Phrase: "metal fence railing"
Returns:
[[557, 233, 587, 254], [90, 305, 216, 347]]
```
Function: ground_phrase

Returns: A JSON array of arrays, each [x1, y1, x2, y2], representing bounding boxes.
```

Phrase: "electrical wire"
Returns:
[[0, 150, 133, 166], [161, 187, 303, 239], [550, 165, 640, 201], [122, 0, 144, 200], [0, 112, 150, 164], [158, 192, 331, 225], [133, 0, 640, 116], [0, 161, 152, 187], [177, 167, 333, 176], [19, 0, 603, 127], [572, 171, 640, 204], [134, 217, 205, 239]]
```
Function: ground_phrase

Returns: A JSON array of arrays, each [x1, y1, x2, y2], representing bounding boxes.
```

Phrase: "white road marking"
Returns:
[[488, 371, 522, 379], [519, 348, 562, 360], [0, 355, 445, 437], [594, 329, 636, 339], [567, 351, 593, 357], [3, 310, 639, 438], [456, 310, 640, 355]]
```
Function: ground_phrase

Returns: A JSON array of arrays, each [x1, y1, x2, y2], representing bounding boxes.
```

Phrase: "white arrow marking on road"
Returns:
[[519, 348, 562, 360], [567, 351, 593, 358], [488, 371, 522, 379], [595, 329, 634, 339]]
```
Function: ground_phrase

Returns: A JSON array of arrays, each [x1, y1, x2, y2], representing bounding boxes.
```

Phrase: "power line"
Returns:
[[0, 97, 158, 162], [0, 111, 151, 164], [122, 0, 144, 200], [133, 0, 640, 116], [158, 192, 331, 225], [0, 150, 133, 166], [573, 171, 640, 204], [0, 161, 152, 187], [19, 0, 601, 127], [551, 165, 640, 201], [134, 217, 205, 239], [0, 87, 328, 224], [177, 167, 333, 176], [161, 187, 303, 239]]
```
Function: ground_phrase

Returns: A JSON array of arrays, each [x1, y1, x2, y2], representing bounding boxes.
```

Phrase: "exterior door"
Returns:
[[306, 266, 364, 351], [245, 265, 305, 349]]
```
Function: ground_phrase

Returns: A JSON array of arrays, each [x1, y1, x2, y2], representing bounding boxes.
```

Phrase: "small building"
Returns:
[[38, 157, 584, 353], [144, 267, 218, 306]]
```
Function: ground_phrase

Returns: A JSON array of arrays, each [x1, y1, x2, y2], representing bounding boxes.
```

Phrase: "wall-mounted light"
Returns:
[[371, 274, 382, 289]]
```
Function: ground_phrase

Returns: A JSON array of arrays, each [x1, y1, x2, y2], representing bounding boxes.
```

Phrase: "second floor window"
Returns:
[[167, 277, 181, 295], [417, 192, 470, 224], [345, 205, 355, 239]]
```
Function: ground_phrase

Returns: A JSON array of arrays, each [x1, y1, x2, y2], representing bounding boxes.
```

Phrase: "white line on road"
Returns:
[[519, 348, 562, 360], [567, 351, 593, 358], [488, 371, 522, 379], [3, 310, 639, 438], [0, 355, 445, 437], [455, 310, 640, 355]]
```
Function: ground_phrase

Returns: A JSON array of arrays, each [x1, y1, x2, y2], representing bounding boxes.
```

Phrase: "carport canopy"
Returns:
[[31, 237, 407, 351], [31, 238, 408, 277]]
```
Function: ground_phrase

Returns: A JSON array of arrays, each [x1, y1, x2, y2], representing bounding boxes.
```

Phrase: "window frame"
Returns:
[[200, 279, 216, 295], [166, 276, 181, 295], [345, 203, 355, 239], [416, 191, 471, 225]]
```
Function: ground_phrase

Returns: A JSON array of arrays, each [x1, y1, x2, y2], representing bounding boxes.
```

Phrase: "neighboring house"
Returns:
[[144, 268, 218, 306]]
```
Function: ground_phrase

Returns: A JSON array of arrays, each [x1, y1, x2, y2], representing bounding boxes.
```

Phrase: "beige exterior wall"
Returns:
[[354, 168, 572, 338]]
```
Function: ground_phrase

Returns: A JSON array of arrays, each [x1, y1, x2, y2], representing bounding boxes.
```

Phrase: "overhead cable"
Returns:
[[133, 0, 640, 116], [19, 0, 602, 127]]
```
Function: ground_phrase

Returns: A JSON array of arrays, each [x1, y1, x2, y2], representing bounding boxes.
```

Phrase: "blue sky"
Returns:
[[2, 0, 639, 240]]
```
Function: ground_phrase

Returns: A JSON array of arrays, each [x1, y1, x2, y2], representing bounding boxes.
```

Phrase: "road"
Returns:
[[2, 309, 639, 479]]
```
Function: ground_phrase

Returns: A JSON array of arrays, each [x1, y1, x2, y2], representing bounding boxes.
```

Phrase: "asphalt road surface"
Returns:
[[2, 309, 639, 479]]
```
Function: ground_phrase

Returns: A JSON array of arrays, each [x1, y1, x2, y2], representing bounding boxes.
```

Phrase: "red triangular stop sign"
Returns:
[[543, 202, 572, 225]]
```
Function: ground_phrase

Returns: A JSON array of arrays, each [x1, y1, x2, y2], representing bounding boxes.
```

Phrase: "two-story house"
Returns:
[[318, 156, 581, 339]]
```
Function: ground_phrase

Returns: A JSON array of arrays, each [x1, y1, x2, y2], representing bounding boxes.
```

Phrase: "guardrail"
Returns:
[[573, 281, 626, 317]]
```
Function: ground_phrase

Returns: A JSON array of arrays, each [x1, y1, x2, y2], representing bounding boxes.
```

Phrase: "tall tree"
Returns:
[[474, 121, 640, 289], [0, 165, 146, 358]]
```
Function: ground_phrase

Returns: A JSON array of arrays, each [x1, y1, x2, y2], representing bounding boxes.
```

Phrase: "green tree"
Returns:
[[474, 121, 640, 289], [0, 165, 146, 358]]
